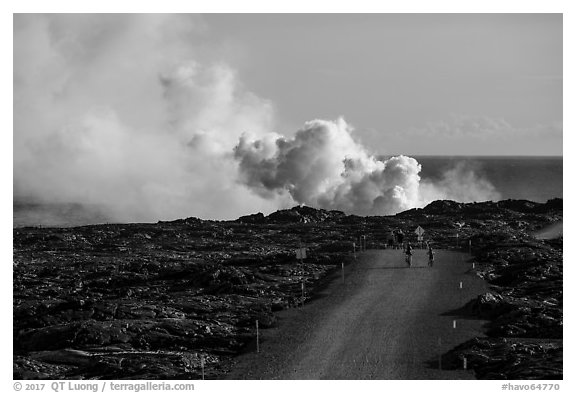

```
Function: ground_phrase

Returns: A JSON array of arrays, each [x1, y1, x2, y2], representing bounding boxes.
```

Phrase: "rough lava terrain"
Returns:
[[13, 199, 562, 379]]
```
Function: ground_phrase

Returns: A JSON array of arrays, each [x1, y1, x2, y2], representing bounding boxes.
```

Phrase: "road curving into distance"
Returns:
[[227, 249, 489, 380]]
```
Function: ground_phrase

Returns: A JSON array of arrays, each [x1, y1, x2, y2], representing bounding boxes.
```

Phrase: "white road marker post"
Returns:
[[201, 354, 205, 380], [472, 262, 475, 269], [463, 356, 468, 370], [453, 320, 457, 329], [296, 245, 307, 308], [469, 239, 472, 255], [353, 242, 356, 259], [459, 281, 463, 289], [341, 262, 345, 284], [256, 320, 260, 353]]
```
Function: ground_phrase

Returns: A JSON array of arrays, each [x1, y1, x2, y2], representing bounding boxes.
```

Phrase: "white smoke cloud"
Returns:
[[234, 118, 499, 215], [419, 161, 501, 204], [14, 14, 281, 222]]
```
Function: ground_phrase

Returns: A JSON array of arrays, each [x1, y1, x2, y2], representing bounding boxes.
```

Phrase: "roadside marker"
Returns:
[[459, 281, 463, 289], [201, 354, 205, 380], [453, 320, 457, 329], [463, 356, 468, 370], [472, 262, 475, 269], [341, 262, 345, 283], [256, 320, 260, 353]]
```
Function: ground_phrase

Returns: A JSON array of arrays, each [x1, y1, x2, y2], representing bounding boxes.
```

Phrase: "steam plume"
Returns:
[[14, 14, 280, 222], [234, 119, 500, 215]]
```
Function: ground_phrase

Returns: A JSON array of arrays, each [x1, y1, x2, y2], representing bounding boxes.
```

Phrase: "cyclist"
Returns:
[[405, 242, 413, 267], [427, 243, 435, 267]]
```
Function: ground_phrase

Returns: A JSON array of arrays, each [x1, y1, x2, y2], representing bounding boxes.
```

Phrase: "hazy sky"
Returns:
[[201, 13, 562, 156]]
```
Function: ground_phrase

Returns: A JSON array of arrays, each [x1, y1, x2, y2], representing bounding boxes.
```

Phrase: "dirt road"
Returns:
[[226, 249, 488, 379]]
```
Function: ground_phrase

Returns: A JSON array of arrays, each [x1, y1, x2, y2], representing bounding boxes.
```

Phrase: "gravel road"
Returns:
[[227, 249, 488, 379]]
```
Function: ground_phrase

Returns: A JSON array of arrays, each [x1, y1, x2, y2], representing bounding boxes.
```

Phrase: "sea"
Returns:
[[415, 156, 563, 203], [13, 156, 562, 228]]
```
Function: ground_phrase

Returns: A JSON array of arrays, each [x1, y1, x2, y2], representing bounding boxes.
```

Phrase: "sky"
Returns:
[[12, 12, 564, 222], [201, 13, 562, 156]]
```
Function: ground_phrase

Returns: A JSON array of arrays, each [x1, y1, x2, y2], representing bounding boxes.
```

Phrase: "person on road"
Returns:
[[405, 242, 413, 267], [387, 231, 395, 249], [427, 243, 434, 267]]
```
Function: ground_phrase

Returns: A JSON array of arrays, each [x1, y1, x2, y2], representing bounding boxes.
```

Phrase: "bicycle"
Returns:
[[427, 245, 435, 267], [405, 253, 412, 267]]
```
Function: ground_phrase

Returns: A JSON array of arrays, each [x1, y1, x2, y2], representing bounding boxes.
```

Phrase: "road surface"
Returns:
[[227, 249, 488, 379]]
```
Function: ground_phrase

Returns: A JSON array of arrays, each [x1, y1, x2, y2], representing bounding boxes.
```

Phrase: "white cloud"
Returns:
[[234, 118, 500, 215]]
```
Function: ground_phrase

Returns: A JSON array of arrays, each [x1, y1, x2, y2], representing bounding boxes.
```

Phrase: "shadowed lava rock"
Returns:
[[445, 226, 562, 379], [442, 337, 562, 379], [238, 206, 346, 224]]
